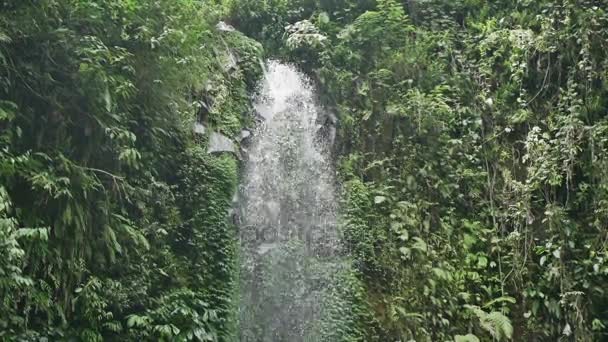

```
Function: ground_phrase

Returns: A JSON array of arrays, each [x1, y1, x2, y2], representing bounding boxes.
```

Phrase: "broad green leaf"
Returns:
[[455, 334, 480, 342], [374, 195, 387, 204]]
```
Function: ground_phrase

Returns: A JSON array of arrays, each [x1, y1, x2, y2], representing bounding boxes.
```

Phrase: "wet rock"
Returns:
[[193, 122, 206, 135], [239, 130, 253, 155], [214, 46, 239, 75], [253, 110, 267, 123], [315, 111, 338, 147], [212, 42, 239, 76], [326, 125, 337, 147], [257, 243, 277, 255], [216, 21, 235, 32], [224, 52, 238, 73], [326, 112, 338, 125], [262, 201, 280, 227], [230, 211, 241, 226], [239, 129, 253, 147], [240, 129, 251, 141], [208, 131, 237, 154]]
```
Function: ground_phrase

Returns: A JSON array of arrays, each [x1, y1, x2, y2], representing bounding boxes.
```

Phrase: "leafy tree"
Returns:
[[0, 0, 262, 340]]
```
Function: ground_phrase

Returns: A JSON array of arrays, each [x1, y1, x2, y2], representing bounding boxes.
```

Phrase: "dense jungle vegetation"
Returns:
[[2, 0, 608, 341], [0, 1, 263, 340]]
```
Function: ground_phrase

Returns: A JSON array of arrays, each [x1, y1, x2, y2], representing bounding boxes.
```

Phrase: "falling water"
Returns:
[[238, 61, 339, 341]]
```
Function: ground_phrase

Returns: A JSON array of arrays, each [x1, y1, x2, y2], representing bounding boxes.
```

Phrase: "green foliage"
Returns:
[[465, 305, 513, 341], [230, 0, 608, 340], [3, 0, 608, 340], [317, 265, 381, 342], [0, 0, 262, 340], [127, 289, 220, 341], [454, 334, 480, 342]]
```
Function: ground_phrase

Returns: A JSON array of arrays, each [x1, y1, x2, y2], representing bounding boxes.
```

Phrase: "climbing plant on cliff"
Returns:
[[229, 0, 608, 340], [0, 0, 261, 340], [2, 0, 608, 340]]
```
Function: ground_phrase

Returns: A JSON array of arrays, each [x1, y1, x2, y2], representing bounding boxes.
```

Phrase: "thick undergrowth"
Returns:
[[0, 1, 262, 340], [2, 0, 608, 341], [228, 0, 608, 341]]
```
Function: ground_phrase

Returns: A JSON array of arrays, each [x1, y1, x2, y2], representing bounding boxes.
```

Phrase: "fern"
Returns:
[[483, 296, 517, 309], [465, 305, 513, 341]]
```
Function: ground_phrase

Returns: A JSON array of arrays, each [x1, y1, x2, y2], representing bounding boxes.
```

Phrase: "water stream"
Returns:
[[238, 61, 339, 341]]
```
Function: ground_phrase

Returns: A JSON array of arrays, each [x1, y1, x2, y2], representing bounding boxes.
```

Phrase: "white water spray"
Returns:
[[239, 61, 339, 341]]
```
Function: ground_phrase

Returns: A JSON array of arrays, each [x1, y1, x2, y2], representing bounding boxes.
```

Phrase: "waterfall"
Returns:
[[238, 61, 339, 341]]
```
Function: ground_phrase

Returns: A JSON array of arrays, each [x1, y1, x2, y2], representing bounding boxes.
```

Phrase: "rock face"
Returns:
[[220, 49, 239, 74], [216, 21, 235, 32], [193, 122, 206, 135], [208, 131, 237, 155], [215, 22, 239, 75], [240, 129, 251, 141], [315, 111, 338, 149]]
